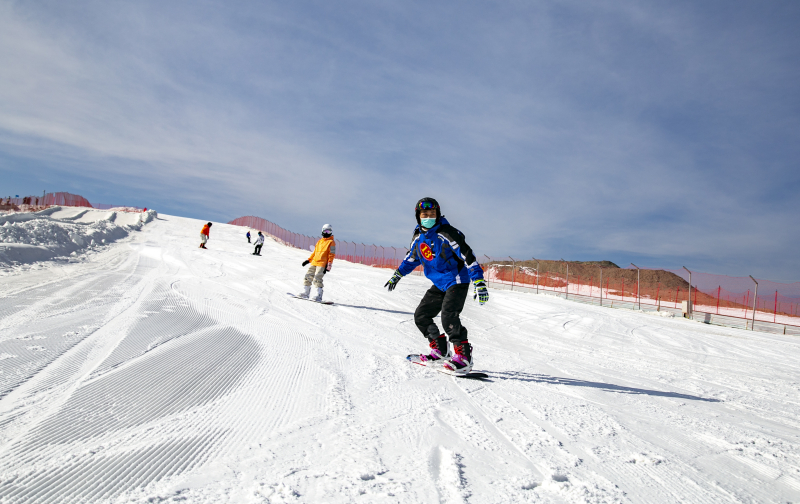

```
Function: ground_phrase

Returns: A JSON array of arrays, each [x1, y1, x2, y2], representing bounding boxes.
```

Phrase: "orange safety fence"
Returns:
[[1, 192, 92, 210], [483, 257, 800, 328], [0, 192, 145, 212], [231, 216, 800, 329], [228, 215, 420, 271]]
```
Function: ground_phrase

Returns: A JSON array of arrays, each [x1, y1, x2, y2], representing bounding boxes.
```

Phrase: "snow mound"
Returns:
[[0, 208, 157, 268]]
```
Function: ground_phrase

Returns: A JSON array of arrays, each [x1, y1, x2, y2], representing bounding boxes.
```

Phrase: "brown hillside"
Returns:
[[488, 259, 690, 291]]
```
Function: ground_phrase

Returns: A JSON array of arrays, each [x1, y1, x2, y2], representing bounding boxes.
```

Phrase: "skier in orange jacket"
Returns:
[[200, 222, 212, 249], [298, 224, 335, 302]]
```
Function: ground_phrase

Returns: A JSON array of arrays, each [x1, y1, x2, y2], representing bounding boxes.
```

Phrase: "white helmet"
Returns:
[[321, 224, 333, 237]]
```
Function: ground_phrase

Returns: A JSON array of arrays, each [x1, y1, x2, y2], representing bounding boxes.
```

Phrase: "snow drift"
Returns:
[[0, 207, 156, 269]]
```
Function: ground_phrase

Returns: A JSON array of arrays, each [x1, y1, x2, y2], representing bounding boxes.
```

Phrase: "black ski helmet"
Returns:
[[415, 197, 441, 226]]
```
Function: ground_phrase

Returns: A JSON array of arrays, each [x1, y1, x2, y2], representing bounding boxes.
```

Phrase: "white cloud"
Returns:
[[1, 0, 798, 279]]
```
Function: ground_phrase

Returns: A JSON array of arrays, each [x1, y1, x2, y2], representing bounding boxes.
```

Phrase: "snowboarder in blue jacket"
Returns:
[[385, 197, 489, 374]]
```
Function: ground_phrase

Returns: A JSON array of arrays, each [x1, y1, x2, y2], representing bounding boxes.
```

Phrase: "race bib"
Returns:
[[420, 242, 434, 261]]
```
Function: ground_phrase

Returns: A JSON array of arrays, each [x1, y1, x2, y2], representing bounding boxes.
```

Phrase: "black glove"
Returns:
[[473, 280, 489, 305], [384, 270, 403, 291], [302, 260, 310, 267]]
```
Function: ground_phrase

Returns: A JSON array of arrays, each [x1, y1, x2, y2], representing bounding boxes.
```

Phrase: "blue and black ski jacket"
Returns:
[[397, 216, 484, 291]]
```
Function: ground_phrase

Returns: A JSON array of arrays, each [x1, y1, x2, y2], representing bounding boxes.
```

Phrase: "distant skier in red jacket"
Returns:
[[200, 222, 212, 249]]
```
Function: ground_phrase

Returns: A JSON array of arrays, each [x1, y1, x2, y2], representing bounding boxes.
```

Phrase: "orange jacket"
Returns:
[[307, 236, 336, 268], [201, 224, 210, 236]]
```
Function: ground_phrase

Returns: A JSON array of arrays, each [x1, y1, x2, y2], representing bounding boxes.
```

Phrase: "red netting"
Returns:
[[1, 192, 93, 211], [229, 217, 798, 328], [0, 193, 144, 212], [482, 257, 800, 327], [662, 268, 800, 325], [228, 216, 420, 271]]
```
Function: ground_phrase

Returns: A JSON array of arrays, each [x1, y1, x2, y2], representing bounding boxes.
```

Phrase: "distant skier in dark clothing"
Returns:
[[253, 231, 264, 255], [384, 197, 488, 375], [247, 231, 251, 243]]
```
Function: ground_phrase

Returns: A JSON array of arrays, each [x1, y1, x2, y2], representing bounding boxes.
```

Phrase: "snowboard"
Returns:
[[406, 354, 489, 380], [287, 293, 334, 305]]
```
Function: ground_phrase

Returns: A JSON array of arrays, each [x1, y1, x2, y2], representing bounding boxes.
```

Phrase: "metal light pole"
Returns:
[[683, 266, 692, 317], [509, 256, 516, 290], [631, 263, 640, 310], [749, 275, 758, 330]]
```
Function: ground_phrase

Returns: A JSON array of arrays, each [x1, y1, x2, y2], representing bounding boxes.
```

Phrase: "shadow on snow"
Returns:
[[490, 371, 721, 402], [335, 303, 414, 316]]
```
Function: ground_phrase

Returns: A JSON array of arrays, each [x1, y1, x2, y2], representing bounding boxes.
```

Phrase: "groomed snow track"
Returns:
[[1, 215, 799, 503]]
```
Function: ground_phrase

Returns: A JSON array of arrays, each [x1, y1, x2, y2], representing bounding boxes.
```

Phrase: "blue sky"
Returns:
[[2, 0, 799, 281]]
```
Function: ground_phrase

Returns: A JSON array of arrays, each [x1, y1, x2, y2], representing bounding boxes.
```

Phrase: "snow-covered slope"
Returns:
[[0, 207, 157, 272], [0, 215, 799, 503]]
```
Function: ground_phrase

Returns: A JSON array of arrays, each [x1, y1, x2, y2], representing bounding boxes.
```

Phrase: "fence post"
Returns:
[[774, 290, 778, 323], [744, 290, 750, 319], [682, 266, 692, 316], [509, 256, 516, 291], [656, 283, 660, 311], [749, 275, 758, 330], [532, 257, 540, 294], [599, 268, 603, 306], [631, 263, 640, 310]]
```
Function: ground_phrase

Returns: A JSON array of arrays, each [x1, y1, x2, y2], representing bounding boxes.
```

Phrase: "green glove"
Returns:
[[384, 270, 403, 291], [473, 280, 489, 305]]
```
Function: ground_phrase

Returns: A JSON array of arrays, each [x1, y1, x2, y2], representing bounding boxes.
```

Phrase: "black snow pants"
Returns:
[[414, 283, 470, 344], [254, 244, 262, 255]]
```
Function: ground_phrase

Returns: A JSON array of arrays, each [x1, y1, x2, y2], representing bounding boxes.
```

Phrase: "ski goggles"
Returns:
[[417, 200, 438, 211]]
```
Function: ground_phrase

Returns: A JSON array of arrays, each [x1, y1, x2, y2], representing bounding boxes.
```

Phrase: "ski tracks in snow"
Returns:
[[1, 215, 800, 503]]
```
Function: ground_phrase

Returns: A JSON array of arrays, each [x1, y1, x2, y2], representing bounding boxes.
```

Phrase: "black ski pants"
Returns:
[[414, 283, 470, 344], [254, 244, 262, 255]]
